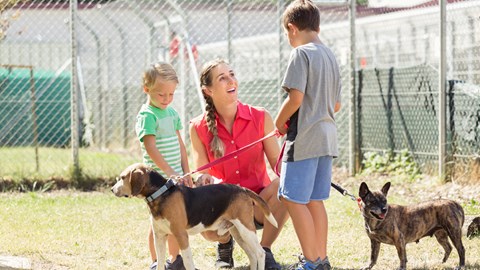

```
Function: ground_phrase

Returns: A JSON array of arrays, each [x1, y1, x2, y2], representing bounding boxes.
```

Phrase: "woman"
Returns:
[[189, 59, 288, 270]]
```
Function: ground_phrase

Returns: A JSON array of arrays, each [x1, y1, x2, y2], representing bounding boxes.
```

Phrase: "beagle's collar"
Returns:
[[145, 179, 175, 203]]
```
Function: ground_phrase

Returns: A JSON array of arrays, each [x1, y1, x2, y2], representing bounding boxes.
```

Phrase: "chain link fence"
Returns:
[[1, 0, 479, 183]]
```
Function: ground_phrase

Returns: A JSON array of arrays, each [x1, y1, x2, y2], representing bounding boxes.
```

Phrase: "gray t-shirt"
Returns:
[[281, 42, 341, 161]]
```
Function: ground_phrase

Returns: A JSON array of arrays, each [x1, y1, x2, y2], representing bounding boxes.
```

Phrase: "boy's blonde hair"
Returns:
[[282, 0, 320, 32], [143, 62, 178, 89]]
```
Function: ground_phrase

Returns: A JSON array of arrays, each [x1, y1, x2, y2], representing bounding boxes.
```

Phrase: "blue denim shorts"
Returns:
[[278, 156, 333, 204]]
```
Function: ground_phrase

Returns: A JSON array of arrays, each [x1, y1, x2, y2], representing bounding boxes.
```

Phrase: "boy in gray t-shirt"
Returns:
[[274, 1, 341, 269]]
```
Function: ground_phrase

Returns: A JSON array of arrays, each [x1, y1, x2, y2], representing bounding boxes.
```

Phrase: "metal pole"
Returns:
[[70, 0, 80, 175], [103, 14, 129, 149], [78, 17, 102, 148], [278, 0, 284, 113], [165, 0, 205, 112], [227, 0, 232, 63], [29, 67, 39, 172], [439, 0, 447, 181], [349, 0, 357, 175]]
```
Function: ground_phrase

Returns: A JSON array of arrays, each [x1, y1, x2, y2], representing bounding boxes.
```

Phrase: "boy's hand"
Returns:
[[274, 128, 286, 137], [275, 120, 290, 137], [172, 174, 193, 187], [195, 173, 213, 187]]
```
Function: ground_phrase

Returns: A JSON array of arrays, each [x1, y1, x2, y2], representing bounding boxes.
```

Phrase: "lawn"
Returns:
[[0, 147, 139, 187], [1, 177, 479, 270]]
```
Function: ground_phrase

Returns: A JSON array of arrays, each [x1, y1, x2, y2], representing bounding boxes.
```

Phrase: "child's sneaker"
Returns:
[[165, 255, 186, 270], [215, 237, 234, 268], [316, 256, 331, 270], [289, 255, 317, 270], [149, 261, 157, 270], [263, 247, 281, 270]]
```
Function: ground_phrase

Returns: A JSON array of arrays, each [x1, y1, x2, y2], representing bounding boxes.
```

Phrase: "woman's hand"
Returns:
[[195, 173, 213, 187]]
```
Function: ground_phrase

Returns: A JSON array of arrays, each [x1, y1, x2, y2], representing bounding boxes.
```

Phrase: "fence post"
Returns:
[[439, 0, 447, 181], [70, 0, 80, 176], [227, 0, 232, 63], [349, 0, 357, 175], [278, 0, 285, 111]]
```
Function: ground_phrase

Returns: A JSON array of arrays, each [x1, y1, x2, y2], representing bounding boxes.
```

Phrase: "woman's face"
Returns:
[[203, 63, 238, 106]]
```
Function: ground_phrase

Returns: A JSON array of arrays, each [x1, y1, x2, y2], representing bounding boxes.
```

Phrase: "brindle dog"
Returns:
[[467, 216, 480, 239], [359, 182, 465, 270]]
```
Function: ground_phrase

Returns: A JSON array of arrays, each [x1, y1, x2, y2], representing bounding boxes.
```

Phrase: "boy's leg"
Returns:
[[283, 200, 318, 262], [167, 235, 181, 262], [148, 227, 156, 262], [150, 228, 183, 266], [307, 200, 328, 260], [278, 158, 321, 262], [309, 156, 332, 260]]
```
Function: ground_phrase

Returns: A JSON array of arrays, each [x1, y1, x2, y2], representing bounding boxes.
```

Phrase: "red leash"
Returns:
[[182, 130, 280, 178]]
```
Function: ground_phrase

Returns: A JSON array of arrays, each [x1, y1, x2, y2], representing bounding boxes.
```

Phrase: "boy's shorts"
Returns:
[[278, 156, 333, 204]]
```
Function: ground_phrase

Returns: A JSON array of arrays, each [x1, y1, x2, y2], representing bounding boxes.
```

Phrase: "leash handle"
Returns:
[[331, 182, 357, 201]]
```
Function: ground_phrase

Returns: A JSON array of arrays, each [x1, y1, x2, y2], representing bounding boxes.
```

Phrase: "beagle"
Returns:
[[111, 163, 278, 270]]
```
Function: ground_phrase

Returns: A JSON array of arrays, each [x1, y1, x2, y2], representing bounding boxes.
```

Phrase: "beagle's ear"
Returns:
[[130, 168, 146, 196]]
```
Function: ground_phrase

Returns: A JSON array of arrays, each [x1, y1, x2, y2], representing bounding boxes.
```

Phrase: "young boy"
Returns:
[[274, 1, 341, 270], [135, 62, 192, 270]]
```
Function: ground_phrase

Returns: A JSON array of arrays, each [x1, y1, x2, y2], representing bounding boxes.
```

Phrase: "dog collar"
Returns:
[[145, 179, 175, 203]]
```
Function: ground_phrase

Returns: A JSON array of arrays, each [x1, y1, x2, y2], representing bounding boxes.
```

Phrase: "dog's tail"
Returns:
[[245, 189, 278, 228]]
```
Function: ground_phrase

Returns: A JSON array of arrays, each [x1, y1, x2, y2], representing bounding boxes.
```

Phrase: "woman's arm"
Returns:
[[263, 111, 281, 176]]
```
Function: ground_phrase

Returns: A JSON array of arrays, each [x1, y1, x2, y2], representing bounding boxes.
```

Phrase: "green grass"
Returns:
[[1, 190, 479, 270], [0, 147, 139, 184]]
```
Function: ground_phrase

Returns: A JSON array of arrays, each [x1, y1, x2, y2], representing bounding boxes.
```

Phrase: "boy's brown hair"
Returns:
[[282, 0, 320, 32]]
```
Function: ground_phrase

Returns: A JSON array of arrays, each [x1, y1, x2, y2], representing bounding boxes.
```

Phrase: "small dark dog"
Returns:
[[467, 216, 480, 239], [359, 182, 465, 270]]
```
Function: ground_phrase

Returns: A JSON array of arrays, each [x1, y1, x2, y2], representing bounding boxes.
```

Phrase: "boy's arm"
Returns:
[[274, 88, 304, 134], [176, 130, 193, 187], [143, 135, 177, 177], [334, 102, 341, 113], [189, 122, 214, 186], [176, 130, 190, 175]]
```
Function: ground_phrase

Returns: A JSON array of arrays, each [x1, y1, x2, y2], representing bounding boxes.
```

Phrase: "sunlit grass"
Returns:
[[0, 190, 478, 270]]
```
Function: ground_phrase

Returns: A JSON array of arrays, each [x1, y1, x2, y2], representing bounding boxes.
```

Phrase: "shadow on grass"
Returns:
[[410, 263, 480, 270], [231, 262, 480, 270]]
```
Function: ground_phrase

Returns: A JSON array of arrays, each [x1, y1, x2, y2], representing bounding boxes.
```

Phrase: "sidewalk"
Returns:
[[0, 256, 31, 270]]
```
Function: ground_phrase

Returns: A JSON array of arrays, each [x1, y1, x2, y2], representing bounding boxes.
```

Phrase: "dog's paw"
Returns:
[[360, 266, 372, 270]]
